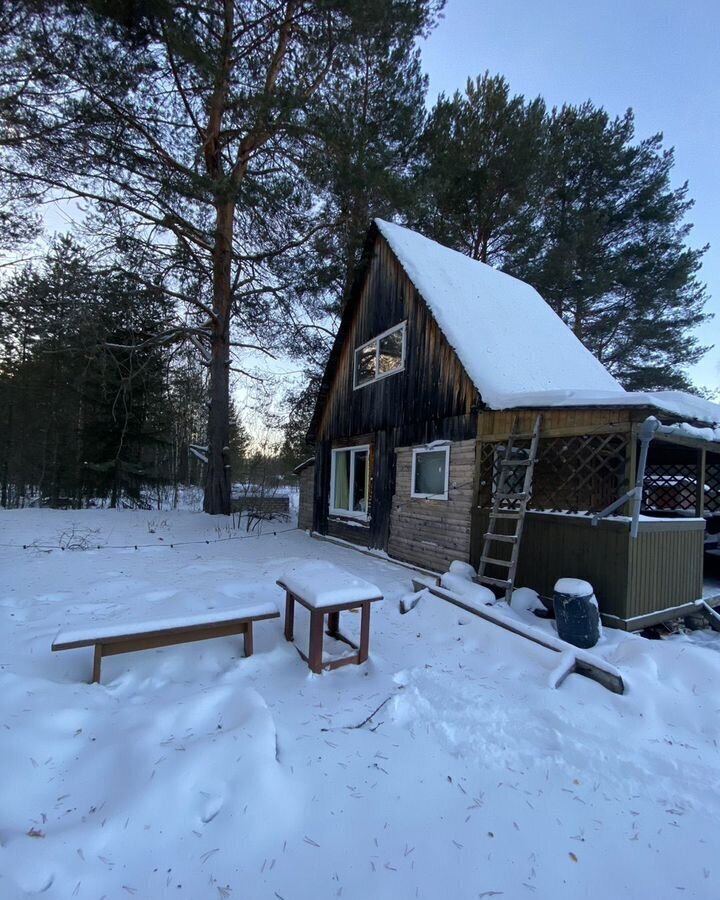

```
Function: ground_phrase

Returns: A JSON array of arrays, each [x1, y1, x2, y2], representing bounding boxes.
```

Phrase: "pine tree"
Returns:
[[417, 73, 546, 266], [300, 3, 433, 314], [3, 0, 444, 515], [511, 103, 709, 390], [0, 236, 177, 506]]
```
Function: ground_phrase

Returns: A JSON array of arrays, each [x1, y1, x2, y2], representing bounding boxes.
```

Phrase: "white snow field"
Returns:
[[1, 509, 719, 900]]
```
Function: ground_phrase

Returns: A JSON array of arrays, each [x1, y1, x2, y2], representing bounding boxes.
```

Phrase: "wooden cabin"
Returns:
[[301, 219, 720, 630]]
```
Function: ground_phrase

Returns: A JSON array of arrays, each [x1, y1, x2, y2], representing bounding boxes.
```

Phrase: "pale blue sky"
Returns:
[[420, 0, 720, 390]]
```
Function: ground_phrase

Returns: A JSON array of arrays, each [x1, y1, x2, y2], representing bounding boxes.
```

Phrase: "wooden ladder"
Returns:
[[476, 414, 542, 603]]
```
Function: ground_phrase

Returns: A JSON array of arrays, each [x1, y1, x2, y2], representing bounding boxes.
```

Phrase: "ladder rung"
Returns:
[[489, 511, 522, 520], [500, 458, 533, 467], [481, 556, 512, 567], [495, 492, 528, 500], [483, 533, 518, 543], [476, 575, 512, 588]]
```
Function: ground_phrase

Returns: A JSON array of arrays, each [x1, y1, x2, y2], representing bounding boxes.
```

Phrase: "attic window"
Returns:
[[353, 322, 406, 389]]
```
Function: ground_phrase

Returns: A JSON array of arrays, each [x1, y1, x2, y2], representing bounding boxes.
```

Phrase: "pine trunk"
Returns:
[[203, 201, 234, 515]]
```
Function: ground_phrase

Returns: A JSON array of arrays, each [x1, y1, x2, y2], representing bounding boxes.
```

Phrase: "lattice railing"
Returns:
[[478, 433, 629, 514], [643, 461, 720, 513]]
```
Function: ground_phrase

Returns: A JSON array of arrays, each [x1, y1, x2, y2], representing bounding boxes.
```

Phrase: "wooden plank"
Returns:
[[52, 612, 278, 651], [427, 585, 624, 694], [602, 599, 712, 631], [696, 447, 706, 517], [480, 422, 631, 442], [99, 621, 251, 656]]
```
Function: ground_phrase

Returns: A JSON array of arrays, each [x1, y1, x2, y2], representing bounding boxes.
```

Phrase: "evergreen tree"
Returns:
[[417, 73, 546, 266], [418, 76, 708, 390], [3, 0, 443, 515], [0, 236, 177, 506], [300, 4, 433, 314], [512, 103, 709, 390]]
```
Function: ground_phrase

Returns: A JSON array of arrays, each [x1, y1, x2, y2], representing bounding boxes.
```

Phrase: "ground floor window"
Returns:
[[412, 445, 450, 500], [330, 445, 370, 518]]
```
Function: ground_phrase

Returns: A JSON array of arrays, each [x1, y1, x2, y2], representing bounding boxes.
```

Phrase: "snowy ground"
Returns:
[[1, 509, 719, 900]]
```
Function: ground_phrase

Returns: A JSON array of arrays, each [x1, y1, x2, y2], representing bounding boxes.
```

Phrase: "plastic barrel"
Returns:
[[553, 578, 600, 649]]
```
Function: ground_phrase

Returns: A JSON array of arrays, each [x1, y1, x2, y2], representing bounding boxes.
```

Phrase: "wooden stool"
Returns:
[[277, 563, 382, 674]]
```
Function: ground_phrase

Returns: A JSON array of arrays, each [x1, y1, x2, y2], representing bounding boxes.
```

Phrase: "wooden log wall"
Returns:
[[387, 439, 476, 573]]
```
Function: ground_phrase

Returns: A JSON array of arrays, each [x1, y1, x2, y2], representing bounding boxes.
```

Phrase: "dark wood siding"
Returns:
[[312, 232, 478, 550], [315, 235, 477, 442], [297, 465, 314, 531]]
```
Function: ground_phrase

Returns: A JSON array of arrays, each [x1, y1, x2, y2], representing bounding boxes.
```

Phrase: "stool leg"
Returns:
[[309, 611, 324, 674], [92, 644, 102, 684], [358, 603, 371, 664], [243, 621, 254, 657], [284, 591, 294, 641], [327, 610, 340, 636]]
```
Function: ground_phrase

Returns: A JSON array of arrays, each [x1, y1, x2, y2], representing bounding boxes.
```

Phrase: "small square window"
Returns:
[[411, 446, 450, 500]]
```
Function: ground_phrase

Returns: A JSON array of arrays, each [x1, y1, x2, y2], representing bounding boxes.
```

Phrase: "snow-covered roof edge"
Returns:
[[374, 219, 623, 407], [490, 388, 720, 428]]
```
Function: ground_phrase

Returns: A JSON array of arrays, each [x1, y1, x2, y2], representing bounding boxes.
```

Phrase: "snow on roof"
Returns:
[[489, 388, 720, 427], [375, 219, 623, 408]]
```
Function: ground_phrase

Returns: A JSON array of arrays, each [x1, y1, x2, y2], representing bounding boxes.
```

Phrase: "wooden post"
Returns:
[[243, 621, 254, 658], [624, 425, 638, 517], [696, 447, 706, 518], [92, 644, 102, 684], [358, 603, 371, 664], [284, 591, 294, 642], [327, 610, 340, 636], [308, 611, 325, 674]]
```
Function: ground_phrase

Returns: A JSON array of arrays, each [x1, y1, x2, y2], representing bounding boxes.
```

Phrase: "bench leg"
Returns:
[[284, 591, 294, 642], [308, 611, 324, 674], [358, 603, 371, 665], [92, 644, 103, 684], [243, 621, 254, 658]]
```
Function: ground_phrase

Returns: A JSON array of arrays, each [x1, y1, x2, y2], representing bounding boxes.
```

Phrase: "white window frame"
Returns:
[[411, 445, 450, 501], [353, 321, 406, 390], [329, 444, 370, 520]]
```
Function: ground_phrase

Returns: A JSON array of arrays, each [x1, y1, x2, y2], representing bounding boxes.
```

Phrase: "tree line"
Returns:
[[0, 0, 709, 511]]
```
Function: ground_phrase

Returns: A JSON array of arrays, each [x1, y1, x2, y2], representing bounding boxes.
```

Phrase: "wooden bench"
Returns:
[[52, 604, 280, 684], [277, 562, 383, 674]]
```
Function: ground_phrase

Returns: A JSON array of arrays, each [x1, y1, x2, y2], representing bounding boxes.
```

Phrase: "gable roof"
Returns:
[[375, 219, 623, 408], [307, 220, 719, 443]]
